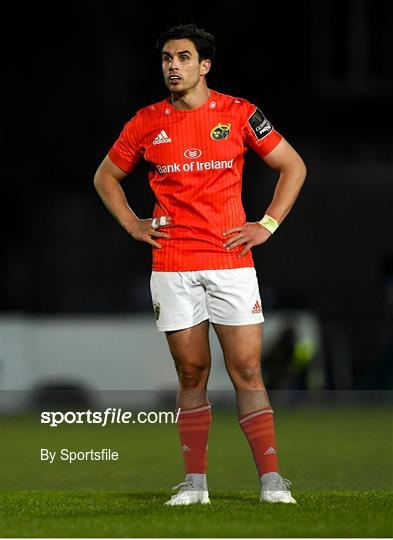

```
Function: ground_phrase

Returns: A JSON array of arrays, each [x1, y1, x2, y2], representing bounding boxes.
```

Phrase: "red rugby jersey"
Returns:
[[108, 90, 282, 271]]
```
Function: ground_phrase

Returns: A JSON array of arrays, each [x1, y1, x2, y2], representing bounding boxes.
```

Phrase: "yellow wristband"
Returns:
[[258, 214, 279, 234]]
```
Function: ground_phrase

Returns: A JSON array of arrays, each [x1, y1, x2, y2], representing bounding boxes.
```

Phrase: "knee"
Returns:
[[230, 361, 263, 388], [177, 361, 209, 388]]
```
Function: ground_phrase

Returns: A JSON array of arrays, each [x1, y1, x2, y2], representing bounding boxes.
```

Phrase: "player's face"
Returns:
[[161, 39, 210, 94]]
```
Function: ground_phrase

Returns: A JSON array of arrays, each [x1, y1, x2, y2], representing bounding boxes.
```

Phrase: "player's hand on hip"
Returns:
[[223, 222, 272, 257], [128, 216, 172, 248]]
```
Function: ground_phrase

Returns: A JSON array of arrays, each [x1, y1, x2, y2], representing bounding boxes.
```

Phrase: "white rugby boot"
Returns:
[[164, 475, 210, 506], [260, 472, 297, 504]]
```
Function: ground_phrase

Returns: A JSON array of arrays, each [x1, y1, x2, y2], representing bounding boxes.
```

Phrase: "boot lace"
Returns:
[[270, 477, 292, 491], [172, 480, 195, 493]]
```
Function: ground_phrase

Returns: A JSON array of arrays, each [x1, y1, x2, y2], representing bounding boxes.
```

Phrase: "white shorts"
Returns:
[[150, 268, 264, 332]]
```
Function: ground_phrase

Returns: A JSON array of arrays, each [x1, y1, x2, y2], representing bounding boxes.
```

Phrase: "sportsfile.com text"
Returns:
[[40, 408, 180, 427]]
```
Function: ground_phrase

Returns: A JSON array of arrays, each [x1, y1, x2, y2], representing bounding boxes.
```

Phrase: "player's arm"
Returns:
[[223, 138, 306, 256], [94, 155, 171, 248], [260, 138, 307, 224]]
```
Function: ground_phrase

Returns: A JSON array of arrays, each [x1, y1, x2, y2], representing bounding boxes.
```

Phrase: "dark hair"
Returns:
[[156, 23, 216, 61]]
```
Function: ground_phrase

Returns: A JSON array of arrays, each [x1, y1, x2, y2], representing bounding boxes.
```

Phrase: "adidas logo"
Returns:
[[251, 300, 262, 314], [182, 444, 191, 452], [264, 447, 276, 455], [153, 130, 171, 145]]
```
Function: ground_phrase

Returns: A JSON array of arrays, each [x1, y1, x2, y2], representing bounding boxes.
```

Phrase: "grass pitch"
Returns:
[[1, 405, 392, 537], [2, 490, 392, 537]]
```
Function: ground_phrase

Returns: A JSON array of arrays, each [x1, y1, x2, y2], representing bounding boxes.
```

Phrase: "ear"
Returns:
[[200, 59, 211, 76]]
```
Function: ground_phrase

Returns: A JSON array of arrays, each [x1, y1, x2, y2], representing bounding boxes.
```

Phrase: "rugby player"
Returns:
[[94, 23, 306, 505]]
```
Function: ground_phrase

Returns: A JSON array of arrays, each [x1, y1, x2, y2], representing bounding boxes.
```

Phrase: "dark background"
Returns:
[[3, 1, 393, 389]]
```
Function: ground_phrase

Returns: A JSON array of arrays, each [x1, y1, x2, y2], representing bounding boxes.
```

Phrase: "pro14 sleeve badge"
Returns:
[[248, 108, 273, 140]]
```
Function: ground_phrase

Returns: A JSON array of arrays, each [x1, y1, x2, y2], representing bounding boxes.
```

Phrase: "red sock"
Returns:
[[177, 404, 211, 474], [239, 407, 279, 476]]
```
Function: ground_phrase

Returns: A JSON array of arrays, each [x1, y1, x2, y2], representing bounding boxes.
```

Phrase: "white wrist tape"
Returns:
[[258, 214, 279, 234]]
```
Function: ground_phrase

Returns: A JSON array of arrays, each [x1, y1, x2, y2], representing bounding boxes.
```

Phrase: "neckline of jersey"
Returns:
[[165, 89, 217, 114]]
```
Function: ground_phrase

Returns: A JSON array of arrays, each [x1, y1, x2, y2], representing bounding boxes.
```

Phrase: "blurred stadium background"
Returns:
[[2, 0, 392, 409]]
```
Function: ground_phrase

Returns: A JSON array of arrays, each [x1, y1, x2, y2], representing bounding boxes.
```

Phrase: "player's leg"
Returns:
[[166, 321, 211, 410], [212, 322, 267, 415], [164, 322, 212, 505], [150, 271, 213, 505], [213, 322, 296, 503], [213, 322, 277, 473], [204, 267, 295, 503]]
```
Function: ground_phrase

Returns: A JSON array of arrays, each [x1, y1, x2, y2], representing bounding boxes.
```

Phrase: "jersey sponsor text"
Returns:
[[156, 159, 234, 174]]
